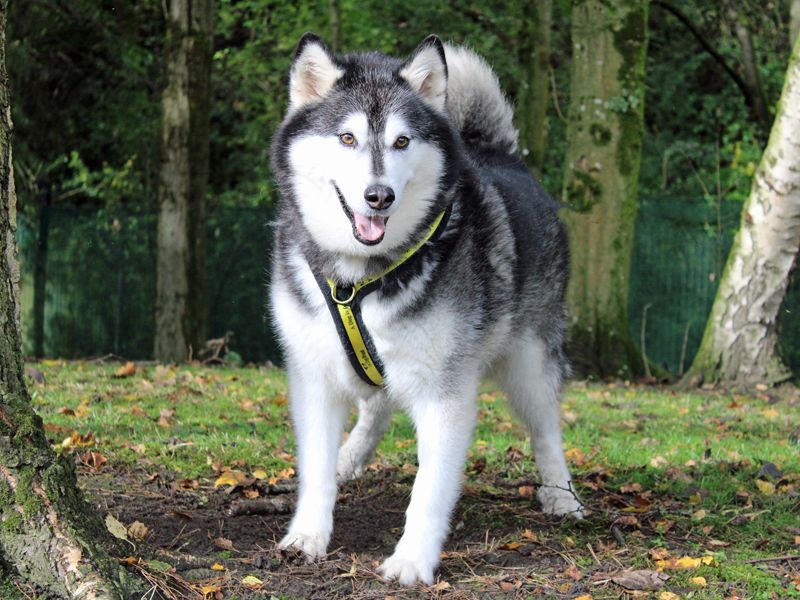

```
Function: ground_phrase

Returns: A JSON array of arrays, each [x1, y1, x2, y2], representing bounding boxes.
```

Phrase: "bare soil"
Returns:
[[81, 466, 617, 599]]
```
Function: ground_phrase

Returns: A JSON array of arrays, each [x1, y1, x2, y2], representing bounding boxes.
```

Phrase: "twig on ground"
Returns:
[[744, 555, 800, 564], [229, 495, 294, 516]]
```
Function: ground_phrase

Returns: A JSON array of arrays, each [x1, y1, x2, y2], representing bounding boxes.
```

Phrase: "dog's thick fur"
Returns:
[[269, 33, 582, 586]]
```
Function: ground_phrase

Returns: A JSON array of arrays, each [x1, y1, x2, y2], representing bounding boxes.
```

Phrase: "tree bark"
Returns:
[[517, 0, 552, 174], [0, 3, 142, 595], [726, 4, 771, 135], [32, 179, 51, 358], [791, 0, 800, 48], [329, 0, 342, 53], [561, 0, 649, 377], [155, 0, 213, 363], [684, 36, 800, 387]]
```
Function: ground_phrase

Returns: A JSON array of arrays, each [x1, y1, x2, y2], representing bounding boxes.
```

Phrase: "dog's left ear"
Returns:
[[289, 32, 343, 111], [400, 35, 448, 112]]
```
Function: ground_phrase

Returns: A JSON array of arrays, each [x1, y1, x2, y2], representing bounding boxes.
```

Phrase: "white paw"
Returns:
[[378, 552, 436, 586], [277, 530, 329, 562], [538, 484, 585, 519], [336, 447, 365, 482]]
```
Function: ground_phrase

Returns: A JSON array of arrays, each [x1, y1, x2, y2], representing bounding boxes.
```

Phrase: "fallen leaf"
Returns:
[[563, 563, 581, 581], [761, 408, 779, 419], [650, 456, 668, 468], [213, 537, 234, 551], [693, 509, 707, 520], [565, 447, 587, 466], [649, 547, 671, 560], [114, 362, 136, 378], [105, 514, 128, 541], [252, 468, 268, 479], [502, 542, 524, 550], [755, 479, 775, 495], [430, 581, 451, 591], [78, 451, 107, 470], [573, 595, 593, 600], [612, 570, 670, 591], [620, 482, 643, 493], [214, 470, 247, 489], [659, 593, 680, 600], [211, 562, 225, 571], [518, 485, 535, 498], [689, 576, 707, 587], [200, 583, 222, 596], [522, 529, 538, 541], [128, 521, 149, 541], [61, 432, 95, 449]]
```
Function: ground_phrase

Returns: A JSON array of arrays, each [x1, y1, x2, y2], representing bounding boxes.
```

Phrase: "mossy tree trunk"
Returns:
[[155, 0, 213, 363], [517, 0, 552, 174], [0, 3, 141, 596], [561, 0, 649, 377], [684, 36, 800, 388]]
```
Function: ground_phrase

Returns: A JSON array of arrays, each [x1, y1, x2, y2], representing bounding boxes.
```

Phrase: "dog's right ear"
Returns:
[[289, 32, 343, 111]]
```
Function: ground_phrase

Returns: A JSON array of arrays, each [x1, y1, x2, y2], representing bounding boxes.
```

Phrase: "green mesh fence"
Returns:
[[16, 205, 278, 363], [14, 200, 800, 376]]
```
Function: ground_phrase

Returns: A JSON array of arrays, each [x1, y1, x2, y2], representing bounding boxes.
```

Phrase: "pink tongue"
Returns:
[[353, 212, 386, 241]]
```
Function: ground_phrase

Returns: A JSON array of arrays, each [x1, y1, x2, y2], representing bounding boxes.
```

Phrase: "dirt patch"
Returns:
[[81, 466, 615, 598]]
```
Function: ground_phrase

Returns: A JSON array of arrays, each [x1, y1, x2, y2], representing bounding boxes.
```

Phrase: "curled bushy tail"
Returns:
[[443, 44, 519, 155]]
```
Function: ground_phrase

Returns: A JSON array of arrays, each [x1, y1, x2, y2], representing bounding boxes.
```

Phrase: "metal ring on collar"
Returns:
[[331, 285, 356, 305]]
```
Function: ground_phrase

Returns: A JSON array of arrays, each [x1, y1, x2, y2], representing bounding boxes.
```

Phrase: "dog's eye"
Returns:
[[393, 136, 410, 149], [339, 133, 356, 146]]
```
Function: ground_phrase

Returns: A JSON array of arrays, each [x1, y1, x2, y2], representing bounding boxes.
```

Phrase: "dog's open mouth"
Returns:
[[332, 181, 387, 245]]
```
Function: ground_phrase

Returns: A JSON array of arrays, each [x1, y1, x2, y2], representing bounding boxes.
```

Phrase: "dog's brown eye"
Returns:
[[394, 136, 410, 149], [339, 133, 356, 146]]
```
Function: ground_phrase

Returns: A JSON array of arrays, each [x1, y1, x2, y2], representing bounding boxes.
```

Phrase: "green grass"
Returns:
[[28, 361, 800, 598]]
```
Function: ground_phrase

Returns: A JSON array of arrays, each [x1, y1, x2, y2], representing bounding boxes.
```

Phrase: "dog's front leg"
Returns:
[[379, 391, 477, 586], [278, 368, 348, 562]]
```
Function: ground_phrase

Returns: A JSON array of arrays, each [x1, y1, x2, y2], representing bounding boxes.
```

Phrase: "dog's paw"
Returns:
[[336, 448, 365, 482], [378, 552, 435, 586], [277, 531, 328, 563], [538, 485, 585, 519]]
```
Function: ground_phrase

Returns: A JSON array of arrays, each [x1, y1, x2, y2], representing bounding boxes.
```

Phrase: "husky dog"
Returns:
[[270, 33, 583, 586]]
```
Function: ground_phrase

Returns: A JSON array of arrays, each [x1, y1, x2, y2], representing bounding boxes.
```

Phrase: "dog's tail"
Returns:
[[444, 44, 518, 156]]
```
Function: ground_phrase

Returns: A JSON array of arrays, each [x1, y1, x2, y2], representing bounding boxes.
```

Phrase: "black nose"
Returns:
[[364, 184, 395, 210]]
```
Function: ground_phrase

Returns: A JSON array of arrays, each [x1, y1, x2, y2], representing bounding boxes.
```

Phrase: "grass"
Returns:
[[25, 360, 800, 599]]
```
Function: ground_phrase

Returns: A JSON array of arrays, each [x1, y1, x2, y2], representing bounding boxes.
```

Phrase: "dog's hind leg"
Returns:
[[337, 393, 392, 481], [496, 333, 584, 518]]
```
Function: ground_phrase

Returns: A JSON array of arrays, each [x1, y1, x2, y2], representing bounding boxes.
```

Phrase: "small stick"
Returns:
[[678, 321, 691, 376], [611, 525, 626, 547], [229, 496, 293, 516], [744, 555, 800, 564], [641, 303, 653, 379], [587, 543, 601, 565]]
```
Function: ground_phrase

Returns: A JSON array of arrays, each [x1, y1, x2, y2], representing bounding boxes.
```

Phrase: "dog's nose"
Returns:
[[364, 185, 395, 210]]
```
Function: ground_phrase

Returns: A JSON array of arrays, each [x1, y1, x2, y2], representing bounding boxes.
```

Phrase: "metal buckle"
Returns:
[[331, 284, 356, 305]]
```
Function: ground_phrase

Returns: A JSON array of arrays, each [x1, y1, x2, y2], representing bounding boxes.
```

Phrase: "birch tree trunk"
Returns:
[[561, 0, 649, 377], [517, 0, 552, 174], [0, 4, 141, 595], [684, 36, 800, 387], [155, 0, 213, 363]]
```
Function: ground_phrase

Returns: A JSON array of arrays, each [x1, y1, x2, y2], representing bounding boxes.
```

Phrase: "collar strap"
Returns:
[[314, 207, 451, 386]]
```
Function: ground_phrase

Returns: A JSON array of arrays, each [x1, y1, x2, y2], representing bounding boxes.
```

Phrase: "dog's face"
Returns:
[[275, 34, 456, 257]]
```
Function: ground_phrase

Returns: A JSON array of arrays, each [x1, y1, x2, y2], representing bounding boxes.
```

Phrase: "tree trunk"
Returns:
[[684, 36, 800, 387], [32, 178, 51, 358], [727, 4, 771, 135], [329, 0, 342, 53], [791, 0, 800, 48], [517, 0, 552, 174], [155, 0, 213, 363], [0, 4, 142, 595], [561, 0, 649, 377]]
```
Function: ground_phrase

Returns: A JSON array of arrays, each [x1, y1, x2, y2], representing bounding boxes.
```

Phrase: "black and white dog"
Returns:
[[269, 33, 582, 586]]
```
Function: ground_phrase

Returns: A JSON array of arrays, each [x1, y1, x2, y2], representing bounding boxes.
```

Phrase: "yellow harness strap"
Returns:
[[320, 209, 448, 387]]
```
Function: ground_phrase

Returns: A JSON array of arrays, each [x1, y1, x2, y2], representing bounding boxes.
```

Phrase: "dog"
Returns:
[[269, 33, 583, 586]]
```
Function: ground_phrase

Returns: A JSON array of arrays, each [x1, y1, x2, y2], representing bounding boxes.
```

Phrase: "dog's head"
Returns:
[[272, 33, 461, 257]]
